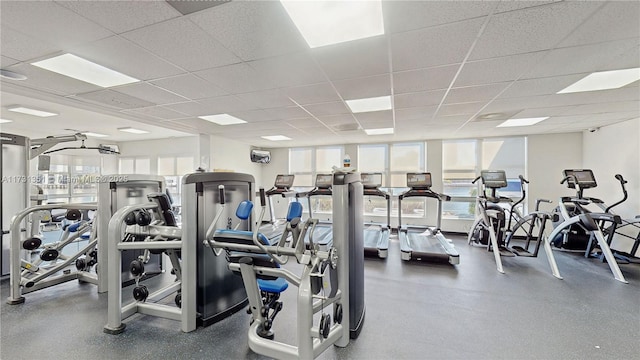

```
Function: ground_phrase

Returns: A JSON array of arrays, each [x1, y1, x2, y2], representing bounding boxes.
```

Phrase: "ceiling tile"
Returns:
[[303, 102, 350, 117], [394, 90, 446, 109], [469, 1, 602, 60], [5, 63, 102, 96], [249, 52, 325, 88], [437, 102, 485, 117], [455, 52, 547, 87], [384, 0, 494, 34], [0, 27, 58, 62], [312, 36, 389, 80], [391, 18, 485, 71], [195, 62, 276, 94], [167, 118, 220, 133], [113, 82, 188, 105], [333, 74, 391, 100], [57, 0, 181, 34], [444, 83, 510, 104], [316, 114, 356, 126], [285, 117, 324, 129], [284, 83, 341, 105], [227, 109, 280, 123], [431, 114, 473, 126], [524, 39, 639, 79], [194, 95, 259, 115], [234, 89, 294, 109], [123, 106, 189, 120], [393, 64, 459, 94], [265, 106, 309, 120], [296, 126, 337, 135], [1, 1, 111, 49], [74, 89, 155, 109], [123, 17, 240, 71], [494, 1, 561, 13], [354, 110, 393, 125], [498, 74, 588, 99], [1, 56, 19, 67], [395, 106, 438, 121], [70, 36, 185, 81], [560, 101, 640, 116], [150, 74, 228, 100], [605, 44, 640, 70], [558, 1, 640, 48], [189, 1, 307, 61]]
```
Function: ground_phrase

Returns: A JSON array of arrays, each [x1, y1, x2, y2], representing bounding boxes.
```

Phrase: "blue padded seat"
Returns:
[[286, 202, 303, 221], [257, 277, 288, 293], [80, 233, 91, 240]]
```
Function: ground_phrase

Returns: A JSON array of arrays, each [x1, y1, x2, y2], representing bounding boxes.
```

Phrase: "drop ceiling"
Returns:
[[1, 0, 638, 147]]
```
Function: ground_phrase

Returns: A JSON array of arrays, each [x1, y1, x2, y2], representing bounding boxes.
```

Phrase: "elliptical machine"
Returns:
[[548, 169, 628, 283], [468, 170, 561, 278]]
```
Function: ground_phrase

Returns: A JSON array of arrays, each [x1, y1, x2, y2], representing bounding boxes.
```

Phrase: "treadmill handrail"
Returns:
[[398, 187, 450, 232], [363, 187, 391, 228]]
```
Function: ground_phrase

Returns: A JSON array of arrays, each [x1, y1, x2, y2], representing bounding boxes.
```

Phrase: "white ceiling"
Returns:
[[1, 0, 638, 147]]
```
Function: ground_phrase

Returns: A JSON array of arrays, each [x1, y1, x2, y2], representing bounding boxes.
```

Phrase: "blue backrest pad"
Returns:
[[236, 200, 254, 220], [286, 201, 303, 221]]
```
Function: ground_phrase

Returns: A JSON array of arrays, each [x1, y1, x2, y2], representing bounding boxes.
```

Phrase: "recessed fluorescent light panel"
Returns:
[[497, 117, 549, 127], [31, 53, 139, 88], [118, 127, 149, 134], [0, 119, 13, 124], [198, 114, 247, 125], [8, 106, 58, 117], [280, 0, 384, 48], [345, 96, 392, 113], [84, 132, 108, 138], [557, 68, 640, 94], [365, 127, 394, 135], [261, 135, 291, 141]]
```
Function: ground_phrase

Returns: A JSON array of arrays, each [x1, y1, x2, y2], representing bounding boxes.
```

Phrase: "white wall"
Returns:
[[526, 132, 583, 213], [582, 118, 640, 218], [210, 135, 263, 186]]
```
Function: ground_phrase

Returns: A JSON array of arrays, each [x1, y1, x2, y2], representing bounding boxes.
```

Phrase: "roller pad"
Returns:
[[236, 201, 254, 220], [286, 202, 303, 222], [258, 278, 288, 293], [68, 222, 82, 233]]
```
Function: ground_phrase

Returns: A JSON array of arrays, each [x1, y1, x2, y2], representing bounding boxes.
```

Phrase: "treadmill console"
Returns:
[[563, 169, 597, 189], [274, 174, 295, 189], [407, 173, 432, 190], [315, 174, 333, 189], [481, 170, 507, 189], [361, 173, 382, 189]]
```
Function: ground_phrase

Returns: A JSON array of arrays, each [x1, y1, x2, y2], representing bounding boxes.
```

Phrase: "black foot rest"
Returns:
[[510, 246, 534, 257], [496, 246, 516, 257]]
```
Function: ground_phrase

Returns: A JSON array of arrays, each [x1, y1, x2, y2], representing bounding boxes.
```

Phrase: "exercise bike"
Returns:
[[468, 170, 561, 278]]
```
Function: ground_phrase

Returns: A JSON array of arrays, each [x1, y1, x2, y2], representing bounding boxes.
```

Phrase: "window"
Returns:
[[290, 146, 343, 215], [358, 142, 425, 218], [157, 156, 195, 206], [442, 137, 527, 219], [39, 154, 102, 203], [119, 157, 151, 175], [119, 158, 134, 173], [289, 148, 313, 186]]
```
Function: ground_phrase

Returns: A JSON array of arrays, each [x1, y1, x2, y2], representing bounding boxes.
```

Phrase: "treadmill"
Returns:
[[398, 172, 459, 264], [303, 174, 334, 250], [260, 174, 296, 244], [361, 173, 390, 258]]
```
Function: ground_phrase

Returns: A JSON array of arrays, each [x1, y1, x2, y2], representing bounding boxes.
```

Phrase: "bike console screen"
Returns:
[[481, 170, 508, 189], [274, 174, 295, 189], [315, 174, 333, 189], [361, 173, 382, 189], [407, 173, 432, 189], [563, 169, 597, 189]]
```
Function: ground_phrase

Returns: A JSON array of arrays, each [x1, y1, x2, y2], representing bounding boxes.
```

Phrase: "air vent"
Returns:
[[474, 111, 522, 121]]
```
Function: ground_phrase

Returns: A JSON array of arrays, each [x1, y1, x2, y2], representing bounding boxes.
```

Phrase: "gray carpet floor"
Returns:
[[2, 234, 639, 360]]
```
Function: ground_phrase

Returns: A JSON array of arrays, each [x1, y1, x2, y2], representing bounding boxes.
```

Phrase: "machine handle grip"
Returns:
[[218, 185, 225, 205], [259, 188, 266, 207], [560, 175, 576, 185], [472, 176, 482, 184], [519, 175, 529, 184], [615, 174, 628, 184]]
